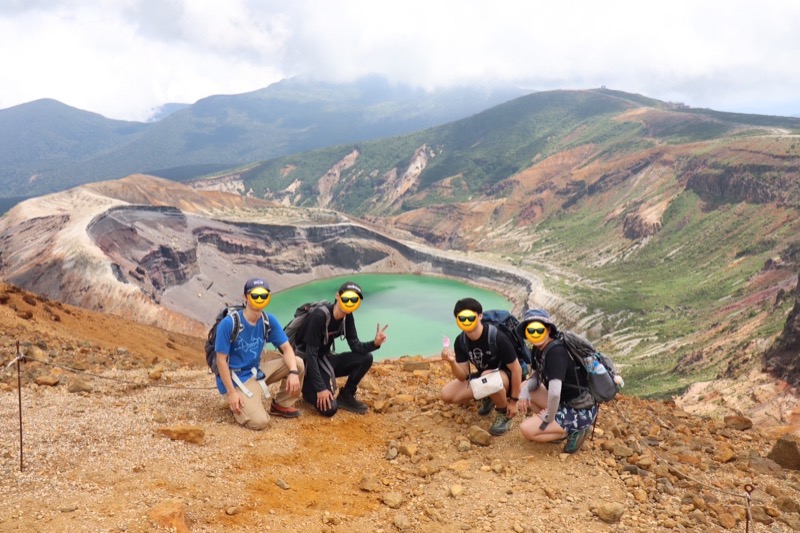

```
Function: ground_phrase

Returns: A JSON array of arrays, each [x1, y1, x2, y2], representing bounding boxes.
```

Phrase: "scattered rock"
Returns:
[[156, 424, 205, 445], [723, 415, 753, 431], [767, 433, 800, 470], [149, 500, 190, 533], [382, 492, 403, 509], [34, 374, 60, 386], [594, 502, 625, 523], [359, 474, 381, 492], [393, 514, 412, 530], [450, 484, 465, 497], [776, 495, 800, 513], [67, 377, 93, 393], [276, 479, 290, 490], [149, 365, 164, 380], [467, 426, 492, 447], [398, 443, 417, 457]]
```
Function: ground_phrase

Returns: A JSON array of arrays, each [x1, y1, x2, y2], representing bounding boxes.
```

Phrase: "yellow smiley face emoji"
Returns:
[[524, 321, 547, 344], [247, 288, 271, 310], [338, 290, 362, 313], [456, 310, 479, 332]]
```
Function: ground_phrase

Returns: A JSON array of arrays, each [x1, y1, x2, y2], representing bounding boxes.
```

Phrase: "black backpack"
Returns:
[[204, 305, 271, 375], [557, 330, 621, 403], [283, 301, 345, 351], [458, 309, 533, 378]]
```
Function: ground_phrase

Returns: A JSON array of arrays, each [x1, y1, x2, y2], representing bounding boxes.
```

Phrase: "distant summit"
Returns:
[[146, 102, 190, 122], [0, 75, 530, 198]]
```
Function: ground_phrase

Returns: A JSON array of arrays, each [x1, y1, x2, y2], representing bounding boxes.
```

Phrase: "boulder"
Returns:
[[767, 433, 800, 470]]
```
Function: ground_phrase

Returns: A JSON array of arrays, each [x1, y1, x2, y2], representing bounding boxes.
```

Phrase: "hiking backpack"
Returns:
[[283, 300, 345, 351], [204, 305, 271, 375], [458, 309, 533, 378], [557, 330, 621, 403]]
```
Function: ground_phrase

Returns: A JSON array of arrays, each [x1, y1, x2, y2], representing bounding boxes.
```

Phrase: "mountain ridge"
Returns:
[[0, 76, 530, 199]]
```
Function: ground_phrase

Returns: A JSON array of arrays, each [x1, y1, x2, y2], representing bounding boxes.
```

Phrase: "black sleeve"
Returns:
[[301, 309, 331, 394], [344, 313, 378, 354]]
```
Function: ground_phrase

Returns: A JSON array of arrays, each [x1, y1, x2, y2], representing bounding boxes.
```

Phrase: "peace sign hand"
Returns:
[[375, 323, 389, 346]]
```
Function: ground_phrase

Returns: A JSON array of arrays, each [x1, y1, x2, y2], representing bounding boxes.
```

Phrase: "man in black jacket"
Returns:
[[295, 281, 388, 416]]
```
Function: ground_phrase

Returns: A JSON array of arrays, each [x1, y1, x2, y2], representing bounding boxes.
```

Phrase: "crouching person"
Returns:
[[440, 298, 522, 436], [517, 309, 597, 453], [215, 278, 305, 430]]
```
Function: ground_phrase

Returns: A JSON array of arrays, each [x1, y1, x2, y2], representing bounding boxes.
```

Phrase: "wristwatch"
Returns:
[[288, 369, 300, 375], [539, 420, 549, 431], [509, 397, 519, 402]]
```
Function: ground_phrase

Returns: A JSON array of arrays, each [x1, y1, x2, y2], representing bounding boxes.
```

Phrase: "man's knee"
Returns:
[[317, 403, 338, 417], [242, 412, 270, 431]]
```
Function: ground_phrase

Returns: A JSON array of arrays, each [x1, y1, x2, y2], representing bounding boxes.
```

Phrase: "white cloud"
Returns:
[[1, 0, 799, 121]]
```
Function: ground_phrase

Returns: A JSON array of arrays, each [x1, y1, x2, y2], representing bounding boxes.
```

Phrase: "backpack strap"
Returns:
[[260, 311, 271, 342], [228, 308, 243, 344], [547, 337, 588, 392]]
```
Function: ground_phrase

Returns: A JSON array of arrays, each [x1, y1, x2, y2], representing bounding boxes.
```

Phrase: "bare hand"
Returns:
[[286, 373, 301, 395], [227, 390, 244, 415], [317, 389, 334, 411], [517, 398, 531, 414], [375, 323, 389, 346], [440, 347, 456, 363], [507, 402, 518, 418]]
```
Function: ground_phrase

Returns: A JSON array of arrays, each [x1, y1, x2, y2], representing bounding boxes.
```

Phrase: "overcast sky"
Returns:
[[1, 0, 799, 122]]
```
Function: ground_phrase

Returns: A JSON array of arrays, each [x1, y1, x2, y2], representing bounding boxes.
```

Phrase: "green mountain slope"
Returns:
[[209, 88, 800, 398]]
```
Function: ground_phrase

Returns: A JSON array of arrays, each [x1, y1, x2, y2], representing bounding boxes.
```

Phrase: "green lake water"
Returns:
[[268, 274, 511, 360]]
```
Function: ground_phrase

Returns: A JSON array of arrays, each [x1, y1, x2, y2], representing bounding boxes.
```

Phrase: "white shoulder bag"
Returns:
[[468, 368, 504, 399]]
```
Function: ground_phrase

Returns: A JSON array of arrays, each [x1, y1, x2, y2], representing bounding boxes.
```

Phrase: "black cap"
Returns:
[[338, 281, 363, 298], [244, 278, 269, 294]]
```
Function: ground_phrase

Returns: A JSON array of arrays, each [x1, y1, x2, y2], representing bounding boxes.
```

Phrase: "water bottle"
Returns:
[[589, 357, 607, 375]]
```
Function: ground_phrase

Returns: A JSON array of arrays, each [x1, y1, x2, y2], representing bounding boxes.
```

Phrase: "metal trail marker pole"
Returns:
[[16, 340, 24, 472]]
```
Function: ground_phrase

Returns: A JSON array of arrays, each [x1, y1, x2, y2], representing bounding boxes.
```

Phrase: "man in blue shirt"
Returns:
[[215, 278, 305, 430]]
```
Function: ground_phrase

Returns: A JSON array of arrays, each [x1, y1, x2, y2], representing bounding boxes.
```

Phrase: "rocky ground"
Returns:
[[2, 284, 800, 532]]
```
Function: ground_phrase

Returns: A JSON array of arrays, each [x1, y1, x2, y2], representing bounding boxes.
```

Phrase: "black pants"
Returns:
[[302, 351, 374, 417]]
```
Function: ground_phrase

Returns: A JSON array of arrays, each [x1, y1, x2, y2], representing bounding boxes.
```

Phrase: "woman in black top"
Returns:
[[516, 308, 597, 453]]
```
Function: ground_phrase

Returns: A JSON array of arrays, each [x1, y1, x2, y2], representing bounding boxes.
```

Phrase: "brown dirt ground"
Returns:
[[2, 283, 800, 532]]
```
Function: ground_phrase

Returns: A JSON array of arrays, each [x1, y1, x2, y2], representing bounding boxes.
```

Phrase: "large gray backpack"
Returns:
[[558, 330, 620, 404]]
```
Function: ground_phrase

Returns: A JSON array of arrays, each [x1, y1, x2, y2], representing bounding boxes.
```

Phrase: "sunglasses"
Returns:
[[526, 326, 546, 335], [248, 291, 270, 301], [340, 296, 360, 304], [457, 315, 477, 323]]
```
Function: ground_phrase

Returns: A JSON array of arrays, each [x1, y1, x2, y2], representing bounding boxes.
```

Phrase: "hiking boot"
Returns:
[[269, 401, 301, 419], [488, 411, 513, 436], [563, 427, 590, 454], [477, 397, 494, 417], [337, 390, 368, 414]]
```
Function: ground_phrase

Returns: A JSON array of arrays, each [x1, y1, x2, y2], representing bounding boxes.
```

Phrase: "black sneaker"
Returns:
[[337, 390, 368, 414], [477, 397, 494, 417], [563, 427, 590, 454]]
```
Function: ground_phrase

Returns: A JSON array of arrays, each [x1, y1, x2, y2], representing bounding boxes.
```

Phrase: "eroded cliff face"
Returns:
[[0, 176, 543, 333], [764, 272, 800, 386]]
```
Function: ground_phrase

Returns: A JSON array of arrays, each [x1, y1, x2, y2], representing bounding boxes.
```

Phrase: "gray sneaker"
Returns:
[[477, 397, 494, 416], [563, 427, 590, 453], [488, 411, 513, 436]]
